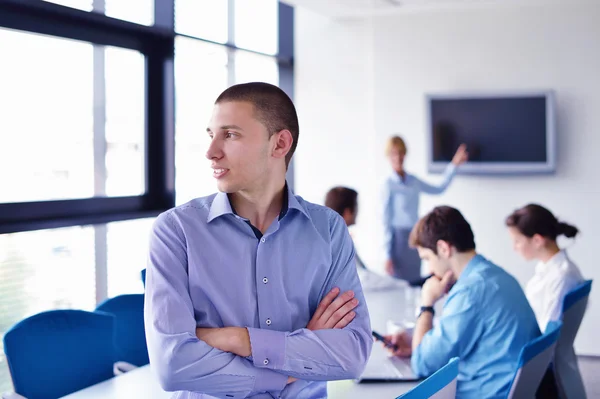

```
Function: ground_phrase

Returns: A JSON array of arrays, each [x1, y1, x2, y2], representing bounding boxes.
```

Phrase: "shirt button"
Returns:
[[262, 277, 268, 284], [266, 318, 272, 325], [263, 358, 269, 365], [260, 237, 266, 243]]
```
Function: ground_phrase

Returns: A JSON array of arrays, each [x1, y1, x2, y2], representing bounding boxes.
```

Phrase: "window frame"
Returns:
[[0, 0, 294, 234]]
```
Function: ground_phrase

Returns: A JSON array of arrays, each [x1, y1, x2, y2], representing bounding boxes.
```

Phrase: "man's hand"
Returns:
[[421, 270, 454, 306], [385, 259, 395, 276], [451, 144, 468, 166], [382, 331, 412, 357], [306, 287, 358, 330], [196, 327, 251, 357]]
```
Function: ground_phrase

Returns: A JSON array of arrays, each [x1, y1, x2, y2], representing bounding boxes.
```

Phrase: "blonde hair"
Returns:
[[385, 135, 407, 156]]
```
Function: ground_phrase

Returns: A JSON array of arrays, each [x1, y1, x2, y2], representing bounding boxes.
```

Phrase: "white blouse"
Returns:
[[525, 249, 584, 332]]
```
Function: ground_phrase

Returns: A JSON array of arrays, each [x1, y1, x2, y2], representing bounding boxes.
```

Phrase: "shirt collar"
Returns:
[[207, 181, 308, 223], [456, 253, 484, 283], [536, 250, 567, 274]]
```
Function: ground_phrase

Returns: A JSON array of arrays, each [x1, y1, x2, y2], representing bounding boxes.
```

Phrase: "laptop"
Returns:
[[356, 343, 421, 383]]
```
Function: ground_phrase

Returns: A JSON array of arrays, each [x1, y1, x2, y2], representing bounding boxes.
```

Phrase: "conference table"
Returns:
[[61, 283, 419, 399]]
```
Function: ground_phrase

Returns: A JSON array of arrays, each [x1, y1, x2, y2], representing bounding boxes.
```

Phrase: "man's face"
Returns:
[[388, 148, 405, 172], [205, 101, 273, 193], [417, 246, 451, 279]]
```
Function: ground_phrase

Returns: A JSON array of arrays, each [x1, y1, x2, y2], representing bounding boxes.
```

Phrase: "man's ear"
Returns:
[[271, 129, 293, 161], [436, 240, 452, 258]]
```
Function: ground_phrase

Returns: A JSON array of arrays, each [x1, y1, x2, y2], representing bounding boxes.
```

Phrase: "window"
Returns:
[[234, 50, 279, 85], [0, 29, 146, 203], [175, 0, 228, 43], [234, 0, 278, 55], [174, 37, 228, 205], [0, 225, 96, 393], [105, 0, 154, 26], [42, 0, 92, 12], [106, 218, 154, 297]]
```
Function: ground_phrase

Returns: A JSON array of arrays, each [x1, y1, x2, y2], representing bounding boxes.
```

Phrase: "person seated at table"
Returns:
[[325, 186, 407, 292], [382, 206, 540, 399]]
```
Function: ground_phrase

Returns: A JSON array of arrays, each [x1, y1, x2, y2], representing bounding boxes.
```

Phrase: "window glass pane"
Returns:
[[105, 0, 154, 26], [234, 0, 278, 55], [107, 218, 154, 297], [176, 0, 228, 44], [234, 50, 279, 86], [0, 226, 96, 392], [42, 0, 92, 11], [0, 29, 146, 203], [175, 37, 228, 205], [0, 29, 94, 203], [105, 46, 146, 196]]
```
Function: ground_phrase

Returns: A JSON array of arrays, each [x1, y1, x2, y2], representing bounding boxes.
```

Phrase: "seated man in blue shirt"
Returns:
[[383, 206, 540, 398], [144, 82, 373, 399]]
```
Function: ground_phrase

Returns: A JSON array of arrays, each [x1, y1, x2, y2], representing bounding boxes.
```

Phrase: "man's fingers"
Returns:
[[324, 294, 357, 328], [320, 290, 354, 323], [332, 311, 356, 329], [312, 287, 340, 321]]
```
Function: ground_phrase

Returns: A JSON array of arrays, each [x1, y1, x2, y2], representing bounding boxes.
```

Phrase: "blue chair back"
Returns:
[[141, 268, 146, 287], [3, 309, 116, 399], [95, 294, 149, 367], [396, 357, 459, 399], [554, 279, 592, 399], [506, 320, 562, 399]]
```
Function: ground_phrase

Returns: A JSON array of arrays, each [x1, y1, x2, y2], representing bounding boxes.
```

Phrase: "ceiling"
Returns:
[[281, 0, 587, 18]]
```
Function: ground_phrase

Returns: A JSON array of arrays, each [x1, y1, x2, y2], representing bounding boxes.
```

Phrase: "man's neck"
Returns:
[[450, 250, 477, 280], [229, 178, 286, 234]]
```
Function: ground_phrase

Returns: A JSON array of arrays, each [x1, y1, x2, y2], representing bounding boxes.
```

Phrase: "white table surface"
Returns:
[[61, 287, 418, 399], [60, 365, 417, 399]]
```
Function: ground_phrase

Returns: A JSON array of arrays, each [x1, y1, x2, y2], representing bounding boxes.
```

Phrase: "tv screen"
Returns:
[[426, 91, 556, 174]]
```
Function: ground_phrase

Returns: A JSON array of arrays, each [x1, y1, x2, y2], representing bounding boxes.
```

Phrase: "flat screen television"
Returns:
[[426, 91, 556, 174]]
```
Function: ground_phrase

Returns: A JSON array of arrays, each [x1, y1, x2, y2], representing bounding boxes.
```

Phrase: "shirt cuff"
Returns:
[[247, 327, 286, 371], [252, 365, 288, 393]]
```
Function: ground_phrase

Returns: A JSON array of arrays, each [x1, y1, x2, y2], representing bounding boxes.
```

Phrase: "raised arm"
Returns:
[[246, 214, 373, 381], [144, 212, 288, 398], [417, 144, 467, 195]]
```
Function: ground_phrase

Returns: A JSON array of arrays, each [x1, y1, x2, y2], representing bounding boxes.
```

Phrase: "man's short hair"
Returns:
[[216, 82, 299, 167], [325, 187, 358, 216], [409, 206, 476, 254]]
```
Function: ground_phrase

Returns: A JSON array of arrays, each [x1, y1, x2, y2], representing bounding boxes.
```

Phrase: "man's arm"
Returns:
[[411, 280, 482, 377], [246, 214, 373, 381], [144, 212, 288, 398]]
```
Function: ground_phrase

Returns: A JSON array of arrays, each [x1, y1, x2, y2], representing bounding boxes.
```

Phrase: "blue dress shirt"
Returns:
[[383, 164, 456, 257], [411, 254, 540, 399], [144, 185, 373, 399]]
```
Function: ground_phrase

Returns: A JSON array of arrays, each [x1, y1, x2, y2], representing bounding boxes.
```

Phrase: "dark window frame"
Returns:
[[0, 0, 294, 235]]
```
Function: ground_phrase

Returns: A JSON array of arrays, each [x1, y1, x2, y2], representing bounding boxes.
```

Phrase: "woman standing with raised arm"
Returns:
[[383, 136, 468, 282]]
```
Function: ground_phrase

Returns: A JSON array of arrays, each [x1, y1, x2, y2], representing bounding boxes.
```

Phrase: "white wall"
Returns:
[[295, 2, 600, 355], [294, 7, 380, 264]]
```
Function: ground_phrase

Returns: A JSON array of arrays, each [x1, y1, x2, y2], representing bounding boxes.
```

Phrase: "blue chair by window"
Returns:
[[506, 320, 563, 399], [396, 357, 459, 399], [555, 279, 592, 399], [95, 293, 149, 367], [141, 268, 146, 287], [3, 310, 116, 399]]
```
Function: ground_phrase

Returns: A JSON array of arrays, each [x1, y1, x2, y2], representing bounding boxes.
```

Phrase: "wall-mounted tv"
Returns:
[[426, 91, 556, 175]]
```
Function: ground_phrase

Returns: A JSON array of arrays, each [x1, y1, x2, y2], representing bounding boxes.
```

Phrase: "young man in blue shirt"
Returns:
[[144, 82, 372, 399], [384, 206, 540, 398]]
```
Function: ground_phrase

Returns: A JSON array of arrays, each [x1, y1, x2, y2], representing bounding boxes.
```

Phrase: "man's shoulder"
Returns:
[[155, 194, 217, 227], [292, 194, 340, 224]]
